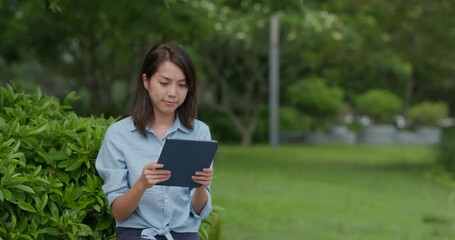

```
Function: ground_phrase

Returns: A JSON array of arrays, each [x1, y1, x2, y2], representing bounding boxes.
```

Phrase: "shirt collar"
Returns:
[[128, 115, 191, 134], [168, 115, 191, 134]]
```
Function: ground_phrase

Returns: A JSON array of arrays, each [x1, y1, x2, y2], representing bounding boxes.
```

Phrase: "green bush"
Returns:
[[408, 101, 449, 127], [0, 84, 222, 240], [355, 88, 402, 124], [279, 106, 312, 133], [198, 206, 224, 240], [0, 84, 117, 239], [286, 77, 344, 131]]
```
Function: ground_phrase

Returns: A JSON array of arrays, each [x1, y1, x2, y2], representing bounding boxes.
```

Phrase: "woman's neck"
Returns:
[[151, 112, 176, 140]]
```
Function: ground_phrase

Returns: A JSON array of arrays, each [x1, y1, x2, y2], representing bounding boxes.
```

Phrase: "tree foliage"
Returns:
[[286, 77, 344, 131], [1, 0, 454, 144], [355, 88, 402, 124], [408, 101, 449, 127]]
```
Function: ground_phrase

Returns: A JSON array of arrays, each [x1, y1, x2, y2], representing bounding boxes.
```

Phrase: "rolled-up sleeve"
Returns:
[[95, 127, 129, 207]]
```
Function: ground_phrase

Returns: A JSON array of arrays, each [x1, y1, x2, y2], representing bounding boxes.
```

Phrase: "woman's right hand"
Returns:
[[111, 162, 171, 221], [138, 162, 171, 189]]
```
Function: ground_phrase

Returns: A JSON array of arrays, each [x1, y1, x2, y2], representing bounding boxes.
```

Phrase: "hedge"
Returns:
[[0, 84, 222, 240]]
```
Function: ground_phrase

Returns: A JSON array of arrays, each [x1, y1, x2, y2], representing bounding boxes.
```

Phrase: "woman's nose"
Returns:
[[167, 84, 177, 96]]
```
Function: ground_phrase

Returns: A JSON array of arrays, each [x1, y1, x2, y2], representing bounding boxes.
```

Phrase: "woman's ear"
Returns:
[[142, 74, 149, 89]]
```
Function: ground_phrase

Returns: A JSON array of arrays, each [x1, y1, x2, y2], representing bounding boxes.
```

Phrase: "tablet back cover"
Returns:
[[157, 138, 218, 187]]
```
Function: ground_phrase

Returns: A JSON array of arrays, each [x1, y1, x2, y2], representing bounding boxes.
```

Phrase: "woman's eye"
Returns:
[[159, 82, 168, 85]]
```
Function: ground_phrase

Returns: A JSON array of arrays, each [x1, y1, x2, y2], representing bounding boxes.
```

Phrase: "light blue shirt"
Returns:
[[95, 116, 213, 240]]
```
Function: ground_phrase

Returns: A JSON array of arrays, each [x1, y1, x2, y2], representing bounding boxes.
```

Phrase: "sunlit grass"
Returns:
[[211, 144, 455, 240]]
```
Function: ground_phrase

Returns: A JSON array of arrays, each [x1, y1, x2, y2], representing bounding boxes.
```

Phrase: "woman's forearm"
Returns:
[[191, 187, 208, 214], [111, 180, 147, 221]]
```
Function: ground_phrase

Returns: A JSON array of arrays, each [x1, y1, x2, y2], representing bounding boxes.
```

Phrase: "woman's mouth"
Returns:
[[163, 100, 177, 107]]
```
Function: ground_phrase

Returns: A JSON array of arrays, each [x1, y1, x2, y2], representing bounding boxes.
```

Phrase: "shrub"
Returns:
[[408, 101, 449, 127], [0, 84, 117, 239], [0, 84, 223, 240], [286, 77, 344, 131], [355, 89, 402, 124], [279, 106, 312, 133], [198, 206, 224, 240]]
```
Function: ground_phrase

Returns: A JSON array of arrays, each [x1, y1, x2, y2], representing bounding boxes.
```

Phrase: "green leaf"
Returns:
[[1, 139, 15, 148], [16, 234, 33, 240], [68, 143, 82, 153], [16, 217, 28, 233], [86, 174, 94, 189], [5, 174, 28, 185], [76, 223, 93, 236], [33, 165, 43, 176], [96, 216, 114, 230], [67, 232, 78, 240], [36, 227, 61, 236], [28, 122, 48, 135], [2, 188, 12, 200], [17, 201, 37, 213], [93, 204, 101, 212], [65, 160, 84, 172], [35, 86, 42, 100], [56, 171, 70, 183], [69, 168, 81, 181], [199, 228, 209, 239], [41, 194, 48, 213], [13, 184, 35, 194], [47, 151, 68, 161], [96, 195, 106, 207], [63, 91, 79, 106], [0, 116, 5, 127], [70, 187, 83, 200], [49, 201, 59, 218], [57, 161, 68, 168], [8, 152, 25, 160], [10, 213, 17, 229], [11, 139, 21, 152]]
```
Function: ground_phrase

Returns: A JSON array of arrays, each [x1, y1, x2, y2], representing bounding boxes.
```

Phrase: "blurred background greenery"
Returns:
[[1, 0, 454, 146], [2, 1, 455, 239]]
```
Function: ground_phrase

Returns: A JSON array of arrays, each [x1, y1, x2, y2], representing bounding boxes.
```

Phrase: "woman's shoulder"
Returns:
[[190, 118, 212, 140], [192, 118, 210, 130], [106, 116, 135, 135]]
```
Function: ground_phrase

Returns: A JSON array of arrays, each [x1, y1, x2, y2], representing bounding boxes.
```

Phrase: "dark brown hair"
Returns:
[[132, 43, 198, 137]]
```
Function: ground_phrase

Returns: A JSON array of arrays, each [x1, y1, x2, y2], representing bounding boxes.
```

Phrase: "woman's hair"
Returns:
[[131, 43, 198, 137]]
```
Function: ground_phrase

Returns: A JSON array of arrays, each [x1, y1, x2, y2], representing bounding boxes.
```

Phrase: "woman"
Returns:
[[96, 43, 214, 240]]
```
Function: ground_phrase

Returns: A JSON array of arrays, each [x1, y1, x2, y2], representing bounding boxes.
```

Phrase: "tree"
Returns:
[[286, 77, 344, 131], [2, 0, 454, 144], [322, 0, 455, 116], [0, 0, 213, 116], [195, 3, 270, 146]]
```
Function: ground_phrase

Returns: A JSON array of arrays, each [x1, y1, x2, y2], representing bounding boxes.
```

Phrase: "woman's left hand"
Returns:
[[192, 168, 213, 187]]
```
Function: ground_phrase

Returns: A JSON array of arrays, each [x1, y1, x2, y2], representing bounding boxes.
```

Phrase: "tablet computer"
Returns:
[[157, 138, 218, 188]]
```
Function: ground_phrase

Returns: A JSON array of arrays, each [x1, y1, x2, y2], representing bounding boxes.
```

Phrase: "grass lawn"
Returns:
[[211, 144, 455, 240]]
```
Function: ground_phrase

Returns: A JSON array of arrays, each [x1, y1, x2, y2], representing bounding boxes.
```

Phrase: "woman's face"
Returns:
[[143, 61, 188, 118]]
